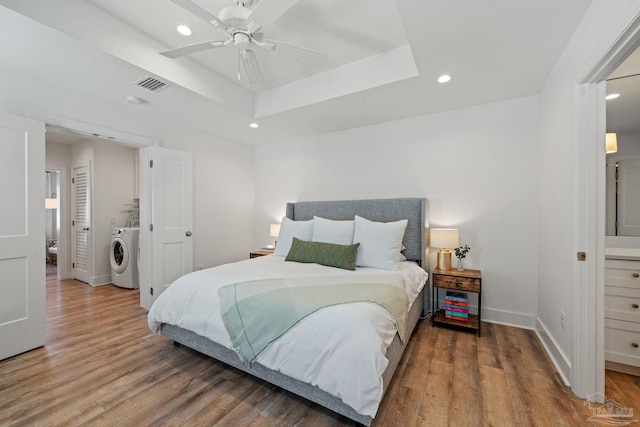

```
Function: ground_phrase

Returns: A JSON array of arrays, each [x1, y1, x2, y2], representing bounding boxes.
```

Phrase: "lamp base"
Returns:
[[436, 249, 452, 270]]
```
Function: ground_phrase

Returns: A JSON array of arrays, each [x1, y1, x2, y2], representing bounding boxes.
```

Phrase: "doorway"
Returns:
[[45, 170, 59, 278], [572, 8, 640, 405], [44, 120, 152, 287]]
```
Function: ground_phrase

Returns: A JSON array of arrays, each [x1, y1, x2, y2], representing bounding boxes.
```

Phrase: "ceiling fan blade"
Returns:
[[240, 49, 262, 85], [262, 39, 329, 66], [246, 0, 299, 27], [169, 0, 228, 31], [160, 40, 227, 59]]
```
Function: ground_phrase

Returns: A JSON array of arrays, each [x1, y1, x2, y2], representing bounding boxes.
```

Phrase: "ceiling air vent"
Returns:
[[135, 76, 170, 92]]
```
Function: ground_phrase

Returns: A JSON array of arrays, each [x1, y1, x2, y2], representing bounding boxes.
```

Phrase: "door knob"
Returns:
[[633, 304, 639, 309], [633, 273, 640, 278], [186, 231, 192, 237]]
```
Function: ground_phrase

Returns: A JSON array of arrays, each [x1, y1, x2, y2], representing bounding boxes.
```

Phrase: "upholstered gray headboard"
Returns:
[[286, 198, 427, 267]]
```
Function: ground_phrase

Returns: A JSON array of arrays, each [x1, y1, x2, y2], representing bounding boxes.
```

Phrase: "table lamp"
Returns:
[[269, 223, 281, 249], [430, 228, 459, 270]]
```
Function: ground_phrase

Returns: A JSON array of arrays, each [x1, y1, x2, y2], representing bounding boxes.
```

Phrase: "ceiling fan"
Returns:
[[162, 0, 330, 85]]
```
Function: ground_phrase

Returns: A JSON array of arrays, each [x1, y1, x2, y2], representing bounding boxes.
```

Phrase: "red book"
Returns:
[[445, 299, 469, 307]]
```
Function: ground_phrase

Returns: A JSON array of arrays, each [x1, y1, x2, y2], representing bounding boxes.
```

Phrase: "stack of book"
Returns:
[[445, 291, 469, 322]]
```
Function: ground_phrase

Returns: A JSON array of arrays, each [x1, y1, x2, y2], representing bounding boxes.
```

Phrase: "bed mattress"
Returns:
[[148, 255, 427, 417]]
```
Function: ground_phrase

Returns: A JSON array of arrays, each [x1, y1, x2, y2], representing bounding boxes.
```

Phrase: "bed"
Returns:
[[148, 198, 428, 425]]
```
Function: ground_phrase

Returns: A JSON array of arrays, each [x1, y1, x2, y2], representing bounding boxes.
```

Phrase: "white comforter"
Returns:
[[148, 255, 427, 417]]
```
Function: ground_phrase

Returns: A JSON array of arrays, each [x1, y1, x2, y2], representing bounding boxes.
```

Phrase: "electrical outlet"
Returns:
[[560, 310, 566, 329]]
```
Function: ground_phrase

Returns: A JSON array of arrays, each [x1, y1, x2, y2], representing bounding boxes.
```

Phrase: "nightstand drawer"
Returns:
[[432, 274, 481, 293], [250, 250, 274, 258]]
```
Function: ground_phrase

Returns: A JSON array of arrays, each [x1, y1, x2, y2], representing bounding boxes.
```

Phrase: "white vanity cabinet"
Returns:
[[605, 252, 640, 374]]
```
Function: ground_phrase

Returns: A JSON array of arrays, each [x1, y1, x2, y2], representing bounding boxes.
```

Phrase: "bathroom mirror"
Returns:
[[605, 61, 640, 237]]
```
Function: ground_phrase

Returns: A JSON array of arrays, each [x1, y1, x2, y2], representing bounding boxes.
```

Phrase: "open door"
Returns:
[[0, 112, 46, 360], [139, 147, 193, 310]]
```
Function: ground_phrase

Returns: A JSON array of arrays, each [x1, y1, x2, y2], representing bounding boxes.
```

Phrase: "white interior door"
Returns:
[[72, 165, 91, 283], [0, 112, 46, 360], [140, 147, 193, 307], [616, 159, 640, 236]]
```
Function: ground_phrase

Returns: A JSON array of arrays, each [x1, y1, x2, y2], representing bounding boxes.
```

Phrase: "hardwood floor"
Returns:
[[1, 278, 639, 426]]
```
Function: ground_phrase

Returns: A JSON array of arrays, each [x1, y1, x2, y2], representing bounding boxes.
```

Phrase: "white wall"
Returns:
[[610, 133, 640, 157], [254, 95, 540, 328], [93, 141, 136, 284], [537, 0, 640, 385], [46, 141, 71, 169]]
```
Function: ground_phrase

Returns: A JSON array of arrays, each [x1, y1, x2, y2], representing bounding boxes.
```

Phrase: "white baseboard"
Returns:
[[90, 274, 112, 287], [534, 317, 571, 385], [482, 307, 536, 329]]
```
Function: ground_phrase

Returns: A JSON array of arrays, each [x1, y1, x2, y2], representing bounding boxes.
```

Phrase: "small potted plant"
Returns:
[[454, 245, 471, 271]]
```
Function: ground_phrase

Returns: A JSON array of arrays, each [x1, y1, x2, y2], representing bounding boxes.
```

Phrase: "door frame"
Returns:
[[573, 9, 640, 399], [39, 113, 158, 305]]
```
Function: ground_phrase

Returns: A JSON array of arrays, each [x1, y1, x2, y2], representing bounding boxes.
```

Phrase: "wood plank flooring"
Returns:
[[1, 277, 639, 426]]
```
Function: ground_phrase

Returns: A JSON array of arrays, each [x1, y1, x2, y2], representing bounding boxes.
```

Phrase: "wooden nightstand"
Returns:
[[432, 268, 482, 336], [250, 250, 274, 258]]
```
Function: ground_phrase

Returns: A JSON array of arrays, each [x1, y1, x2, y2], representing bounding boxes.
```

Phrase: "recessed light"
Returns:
[[249, 122, 259, 128], [176, 25, 192, 36], [605, 93, 620, 100], [437, 74, 452, 83]]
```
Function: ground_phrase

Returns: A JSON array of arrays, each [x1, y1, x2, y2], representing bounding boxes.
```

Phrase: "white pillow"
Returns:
[[353, 215, 408, 270], [312, 216, 355, 245], [274, 217, 314, 257]]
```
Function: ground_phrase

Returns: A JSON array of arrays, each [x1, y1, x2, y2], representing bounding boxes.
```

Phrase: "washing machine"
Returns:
[[110, 227, 139, 289]]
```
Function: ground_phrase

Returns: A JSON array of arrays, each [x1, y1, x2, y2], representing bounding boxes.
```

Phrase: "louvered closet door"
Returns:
[[72, 165, 91, 284]]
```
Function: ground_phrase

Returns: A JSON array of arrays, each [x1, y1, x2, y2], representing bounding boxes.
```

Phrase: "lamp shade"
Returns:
[[606, 132, 618, 153], [270, 223, 281, 237], [430, 228, 459, 249], [45, 198, 58, 209]]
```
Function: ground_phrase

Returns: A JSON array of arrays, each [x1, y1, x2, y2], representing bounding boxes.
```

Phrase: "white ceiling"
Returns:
[[0, 0, 596, 146], [86, 0, 410, 93]]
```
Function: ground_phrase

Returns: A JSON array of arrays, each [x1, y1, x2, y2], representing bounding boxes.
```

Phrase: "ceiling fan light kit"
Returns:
[[163, 0, 329, 85], [218, 5, 251, 27]]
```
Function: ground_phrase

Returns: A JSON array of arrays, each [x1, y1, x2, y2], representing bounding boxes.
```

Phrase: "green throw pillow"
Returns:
[[285, 237, 360, 271]]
